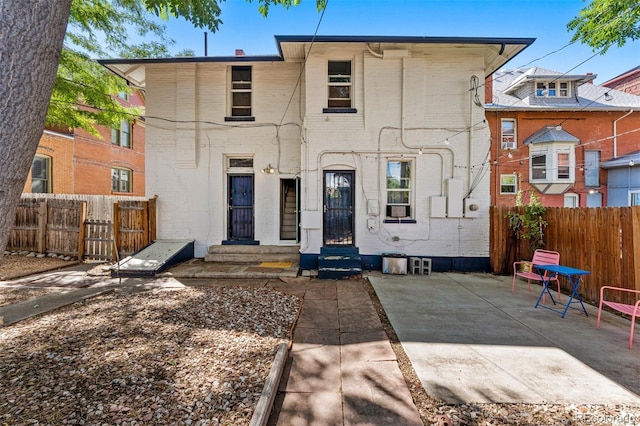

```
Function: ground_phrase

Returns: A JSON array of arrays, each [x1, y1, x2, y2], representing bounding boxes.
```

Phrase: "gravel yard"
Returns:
[[0, 286, 300, 425], [2, 256, 640, 425]]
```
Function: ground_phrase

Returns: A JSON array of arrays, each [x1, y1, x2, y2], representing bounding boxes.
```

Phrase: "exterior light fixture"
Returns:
[[604, 92, 613, 101], [630, 160, 635, 167], [507, 152, 513, 159], [262, 164, 275, 174], [418, 147, 423, 155], [444, 138, 450, 145]]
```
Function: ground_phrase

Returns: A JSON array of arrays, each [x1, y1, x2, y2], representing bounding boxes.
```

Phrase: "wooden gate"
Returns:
[[112, 198, 157, 257]]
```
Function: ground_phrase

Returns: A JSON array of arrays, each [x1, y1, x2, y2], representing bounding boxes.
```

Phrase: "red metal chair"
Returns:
[[597, 286, 640, 349], [512, 249, 561, 300]]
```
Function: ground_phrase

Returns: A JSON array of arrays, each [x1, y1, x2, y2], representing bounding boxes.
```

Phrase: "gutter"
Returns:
[[613, 110, 634, 158]]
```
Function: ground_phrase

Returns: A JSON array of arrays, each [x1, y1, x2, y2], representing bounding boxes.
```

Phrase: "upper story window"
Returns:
[[228, 66, 253, 120], [530, 148, 575, 183], [535, 81, 570, 98], [111, 167, 132, 193], [500, 174, 517, 194], [386, 160, 412, 219], [31, 155, 51, 193], [112, 119, 132, 148], [501, 119, 516, 149], [326, 60, 353, 110]]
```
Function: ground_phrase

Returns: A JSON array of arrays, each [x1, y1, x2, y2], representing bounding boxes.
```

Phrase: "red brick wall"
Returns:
[[602, 70, 640, 96], [26, 91, 146, 196], [23, 131, 74, 194], [487, 109, 640, 207]]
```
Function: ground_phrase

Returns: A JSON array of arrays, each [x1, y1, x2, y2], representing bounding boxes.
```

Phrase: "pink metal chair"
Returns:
[[512, 249, 561, 300], [597, 286, 640, 349]]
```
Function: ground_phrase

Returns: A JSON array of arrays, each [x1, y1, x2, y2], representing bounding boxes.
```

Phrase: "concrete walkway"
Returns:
[[368, 271, 640, 406], [269, 280, 422, 426]]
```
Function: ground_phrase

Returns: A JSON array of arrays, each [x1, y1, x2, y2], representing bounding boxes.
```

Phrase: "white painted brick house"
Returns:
[[101, 35, 533, 272]]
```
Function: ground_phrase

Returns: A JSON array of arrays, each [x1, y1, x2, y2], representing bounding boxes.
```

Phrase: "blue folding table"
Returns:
[[534, 264, 590, 318]]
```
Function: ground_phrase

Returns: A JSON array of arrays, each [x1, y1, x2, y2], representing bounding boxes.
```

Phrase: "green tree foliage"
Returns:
[[52, 0, 326, 135], [568, 0, 640, 53]]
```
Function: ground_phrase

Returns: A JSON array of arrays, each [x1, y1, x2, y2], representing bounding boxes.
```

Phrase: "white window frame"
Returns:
[[529, 146, 575, 183], [499, 174, 517, 194], [229, 65, 252, 117], [386, 159, 413, 219], [112, 119, 132, 148], [535, 80, 571, 98], [327, 60, 352, 109], [31, 154, 51, 193], [630, 191, 640, 206], [501, 118, 516, 149], [564, 193, 579, 208], [111, 167, 132, 193]]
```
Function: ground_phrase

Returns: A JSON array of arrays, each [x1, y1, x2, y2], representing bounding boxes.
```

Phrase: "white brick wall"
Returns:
[[144, 44, 491, 259]]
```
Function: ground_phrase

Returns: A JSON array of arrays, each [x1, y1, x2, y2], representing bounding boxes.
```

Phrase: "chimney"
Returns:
[[585, 72, 594, 84], [235, 49, 245, 56]]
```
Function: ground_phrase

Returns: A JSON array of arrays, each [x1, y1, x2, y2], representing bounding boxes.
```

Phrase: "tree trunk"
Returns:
[[0, 0, 72, 263]]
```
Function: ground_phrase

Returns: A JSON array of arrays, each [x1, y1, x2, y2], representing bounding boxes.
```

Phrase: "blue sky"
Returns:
[[160, 0, 639, 83]]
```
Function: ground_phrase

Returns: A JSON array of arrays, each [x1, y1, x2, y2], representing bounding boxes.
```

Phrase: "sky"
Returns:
[[159, 0, 640, 84]]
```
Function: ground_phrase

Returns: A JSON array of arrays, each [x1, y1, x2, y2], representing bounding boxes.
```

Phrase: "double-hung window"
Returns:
[[112, 120, 132, 148], [531, 154, 547, 180], [501, 119, 516, 149], [31, 155, 51, 193], [500, 174, 517, 194], [229, 66, 252, 118], [111, 167, 132, 193], [327, 60, 352, 110], [386, 160, 412, 219]]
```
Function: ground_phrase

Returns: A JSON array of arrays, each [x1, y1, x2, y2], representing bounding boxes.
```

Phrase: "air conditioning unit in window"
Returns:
[[387, 205, 410, 218]]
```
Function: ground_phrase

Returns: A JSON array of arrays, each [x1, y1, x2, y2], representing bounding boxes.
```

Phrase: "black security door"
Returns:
[[227, 175, 254, 240], [323, 171, 354, 245]]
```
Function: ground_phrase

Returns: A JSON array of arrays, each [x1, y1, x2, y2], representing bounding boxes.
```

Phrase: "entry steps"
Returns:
[[110, 240, 194, 278], [318, 246, 362, 280]]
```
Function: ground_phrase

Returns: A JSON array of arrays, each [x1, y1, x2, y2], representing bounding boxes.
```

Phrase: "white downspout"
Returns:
[[613, 109, 634, 158]]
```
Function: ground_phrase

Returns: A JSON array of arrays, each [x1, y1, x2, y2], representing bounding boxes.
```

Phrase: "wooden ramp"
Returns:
[[110, 240, 194, 277]]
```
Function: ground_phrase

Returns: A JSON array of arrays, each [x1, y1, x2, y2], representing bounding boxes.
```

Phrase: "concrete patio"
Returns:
[[368, 271, 640, 405]]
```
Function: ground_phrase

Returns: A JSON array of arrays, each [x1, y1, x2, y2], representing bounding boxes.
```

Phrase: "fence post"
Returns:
[[77, 202, 87, 260], [148, 196, 157, 243], [633, 207, 640, 291], [113, 202, 121, 255], [37, 201, 47, 254]]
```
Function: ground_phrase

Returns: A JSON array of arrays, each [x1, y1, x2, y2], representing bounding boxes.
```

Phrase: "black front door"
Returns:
[[228, 175, 254, 241], [323, 171, 354, 245]]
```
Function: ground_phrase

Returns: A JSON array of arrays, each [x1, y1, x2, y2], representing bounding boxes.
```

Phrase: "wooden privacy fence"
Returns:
[[8, 197, 157, 261], [490, 206, 640, 306]]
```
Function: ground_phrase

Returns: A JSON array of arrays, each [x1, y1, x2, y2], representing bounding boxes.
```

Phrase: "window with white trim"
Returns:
[[31, 155, 51, 193], [229, 66, 252, 117], [327, 60, 352, 109], [111, 167, 132, 193], [535, 81, 570, 98], [630, 191, 640, 206], [564, 193, 579, 208], [501, 119, 516, 149], [386, 160, 412, 219], [530, 148, 575, 183], [111, 120, 132, 148], [500, 174, 517, 194]]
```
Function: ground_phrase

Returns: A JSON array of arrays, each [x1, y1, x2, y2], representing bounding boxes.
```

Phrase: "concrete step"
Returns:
[[205, 245, 299, 264]]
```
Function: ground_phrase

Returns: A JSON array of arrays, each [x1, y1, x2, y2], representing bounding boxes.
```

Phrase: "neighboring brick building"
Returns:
[[486, 67, 640, 207], [24, 92, 145, 196], [602, 66, 640, 96]]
